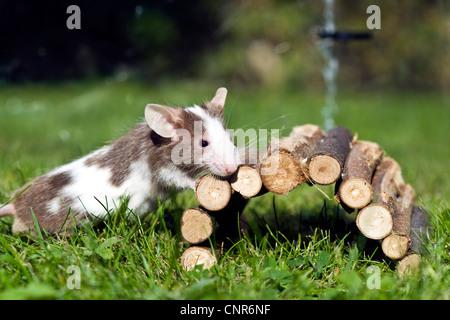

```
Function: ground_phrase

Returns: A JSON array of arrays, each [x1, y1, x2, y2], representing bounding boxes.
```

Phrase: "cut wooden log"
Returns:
[[180, 207, 215, 244], [409, 206, 430, 255], [338, 141, 384, 209], [372, 157, 405, 196], [396, 207, 430, 275], [396, 253, 421, 275], [382, 233, 410, 260], [180, 246, 217, 271], [195, 174, 232, 211], [382, 184, 415, 260], [356, 198, 395, 240], [230, 165, 263, 198], [260, 149, 300, 195], [260, 124, 325, 195], [356, 158, 404, 240], [394, 184, 416, 234], [307, 126, 353, 185]]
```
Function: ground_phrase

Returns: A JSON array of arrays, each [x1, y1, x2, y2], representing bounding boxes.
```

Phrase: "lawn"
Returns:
[[0, 79, 449, 300]]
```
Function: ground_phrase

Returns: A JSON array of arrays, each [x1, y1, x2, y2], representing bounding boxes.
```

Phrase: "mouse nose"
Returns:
[[224, 164, 238, 175]]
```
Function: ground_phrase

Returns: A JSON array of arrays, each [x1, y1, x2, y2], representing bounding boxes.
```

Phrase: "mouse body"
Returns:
[[0, 88, 240, 235]]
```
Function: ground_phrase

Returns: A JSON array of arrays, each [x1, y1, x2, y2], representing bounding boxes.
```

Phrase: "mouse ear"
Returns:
[[145, 104, 182, 138], [210, 87, 227, 108], [203, 87, 227, 118]]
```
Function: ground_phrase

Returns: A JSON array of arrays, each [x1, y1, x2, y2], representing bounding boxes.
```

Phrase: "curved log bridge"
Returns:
[[180, 124, 422, 270]]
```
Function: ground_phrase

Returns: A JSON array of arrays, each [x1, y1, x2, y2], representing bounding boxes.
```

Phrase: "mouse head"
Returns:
[[145, 88, 241, 177]]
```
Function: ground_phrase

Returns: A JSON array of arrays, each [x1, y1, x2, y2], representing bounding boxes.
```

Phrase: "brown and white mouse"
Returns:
[[0, 87, 241, 235]]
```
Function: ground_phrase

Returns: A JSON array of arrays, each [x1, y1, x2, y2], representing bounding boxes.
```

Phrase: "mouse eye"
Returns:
[[200, 140, 209, 148]]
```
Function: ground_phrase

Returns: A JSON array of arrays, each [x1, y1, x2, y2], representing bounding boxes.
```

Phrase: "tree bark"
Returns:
[[396, 206, 430, 275], [381, 184, 415, 260], [337, 140, 384, 209], [307, 126, 353, 185], [356, 157, 404, 240], [259, 124, 325, 195], [409, 206, 430, 255], [180, 246, 217, 271], [371, 157, 405, 196], [195, 174, 232, 211]]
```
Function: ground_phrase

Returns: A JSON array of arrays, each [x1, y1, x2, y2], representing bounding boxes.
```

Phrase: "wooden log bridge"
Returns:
[[178, 123, 424, 271]]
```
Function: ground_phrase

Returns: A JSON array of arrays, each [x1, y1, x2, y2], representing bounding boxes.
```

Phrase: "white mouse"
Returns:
[[0, 87, 241, 235]]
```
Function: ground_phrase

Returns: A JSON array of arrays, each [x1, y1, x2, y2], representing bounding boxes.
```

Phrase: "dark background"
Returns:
[[0, 0, 224, 82], [1, 0, 449, 91]]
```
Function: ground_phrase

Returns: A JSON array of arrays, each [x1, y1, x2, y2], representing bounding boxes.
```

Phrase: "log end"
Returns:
[[180, 208, 214, 244], [260, 151, 301, 195], [230, 166, 263, 198], [180, 246, 217, 271], [195, 175, 232, 211], [339, 178, 373, 209], [357, 205, 393, 240], [308, 155, 341, 185], [382, 233, 411, 260], [396, 253, 421, 276]]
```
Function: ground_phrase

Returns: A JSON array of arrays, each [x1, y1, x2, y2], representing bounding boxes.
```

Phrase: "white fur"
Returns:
[[120, 159, 155, 214], [157, 166, 196, 191], [46, 149, 158, 220], [63, 158, 118, 219], [47, 197, 62, 215]]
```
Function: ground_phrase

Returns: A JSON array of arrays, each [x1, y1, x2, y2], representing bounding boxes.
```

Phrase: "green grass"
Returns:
[[0, 79, 449, 300]]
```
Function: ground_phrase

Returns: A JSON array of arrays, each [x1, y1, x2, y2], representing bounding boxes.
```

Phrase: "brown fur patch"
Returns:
[[12, 171, 80, 235], [85, 125, 146, 187]]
